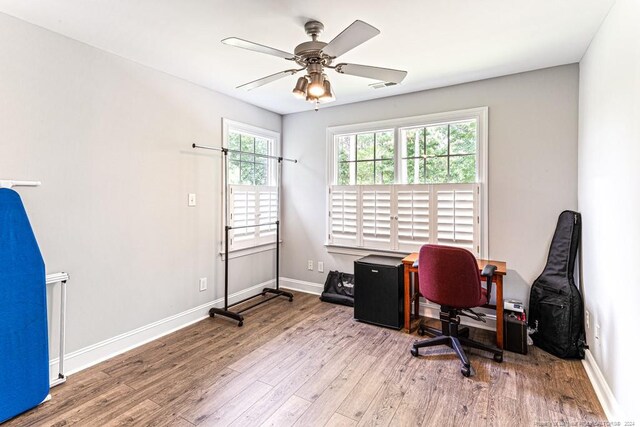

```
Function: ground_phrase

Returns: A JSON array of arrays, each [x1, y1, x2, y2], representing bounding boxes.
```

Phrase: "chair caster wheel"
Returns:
[[410, 347, 419, 357], [418, 327, 426, 336], [289, 297, 293, 302], [493, 353, 503, 363], [238, 321, 243, 327], [461, 366, 471, 377]]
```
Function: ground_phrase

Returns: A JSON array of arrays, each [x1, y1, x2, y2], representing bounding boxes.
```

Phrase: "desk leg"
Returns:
[[414, 274, 420, 322], [404, 266, 411, 332], [496, 276, 504, 349]]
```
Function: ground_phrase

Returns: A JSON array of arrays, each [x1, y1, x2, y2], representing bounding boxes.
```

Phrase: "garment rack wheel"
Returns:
[[461, 365, 471, 377]]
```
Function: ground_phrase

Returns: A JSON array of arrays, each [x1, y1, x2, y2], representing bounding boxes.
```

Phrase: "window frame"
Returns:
[[222, 118, 281, 255], [325, 107, 489, 258]]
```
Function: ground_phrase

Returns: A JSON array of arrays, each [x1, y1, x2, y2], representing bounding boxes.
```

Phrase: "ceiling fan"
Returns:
[[222, 20, 408, 109]]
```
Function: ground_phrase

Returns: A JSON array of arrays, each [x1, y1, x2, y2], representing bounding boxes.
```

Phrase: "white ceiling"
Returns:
[[0, 0, 614, 114]]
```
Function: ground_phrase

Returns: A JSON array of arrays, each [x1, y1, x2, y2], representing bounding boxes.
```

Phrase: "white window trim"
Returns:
[[325, 106, 489, 258], [220, 118, 281, 256]]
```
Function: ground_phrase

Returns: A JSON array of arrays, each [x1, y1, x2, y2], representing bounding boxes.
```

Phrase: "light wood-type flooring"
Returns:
[[6, 291, 605, 426]]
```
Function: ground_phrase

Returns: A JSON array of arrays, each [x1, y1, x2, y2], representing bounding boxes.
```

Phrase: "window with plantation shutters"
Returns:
[[361, 187, 393, 249], [328, 183, 479, 255], [396, 185, 431, 252], [327, 107, 488, 257], [229, 185, 278, 250], [329, 186, 358, 246], [257, 187, 278, 243], [229, 186, 256, 247], [434, 184, 478, 253], [223, 119, 279, 252]]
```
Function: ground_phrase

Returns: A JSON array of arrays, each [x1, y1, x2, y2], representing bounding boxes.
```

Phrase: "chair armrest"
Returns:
[[481, 264, 497, 277], [481, 264, 497, 303]]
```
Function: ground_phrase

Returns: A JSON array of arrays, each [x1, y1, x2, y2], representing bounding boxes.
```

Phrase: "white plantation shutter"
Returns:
[[361, 186, 393, 249], [434, 184, 478, 255], [229, 186, 256, 248], [328, 183, 480, 255], [229, 185, 277, 250], [329, 186, 358, 246], [396, 185, 430, 251], [257, 186, 278, 244]]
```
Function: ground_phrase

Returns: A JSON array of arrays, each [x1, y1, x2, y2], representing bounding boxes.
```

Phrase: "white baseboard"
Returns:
[[279, 277, 324, 296], [48, 279, 275, 383], [582, 349, 620, 422]]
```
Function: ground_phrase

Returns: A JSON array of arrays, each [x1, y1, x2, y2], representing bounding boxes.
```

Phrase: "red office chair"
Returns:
[[410, 244, 503, 377]]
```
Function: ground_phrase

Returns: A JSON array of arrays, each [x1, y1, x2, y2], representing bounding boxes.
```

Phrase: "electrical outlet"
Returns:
[[307, 260, 314, 271], [188, 193, 197, 207], [595, 323, 601, 341], [199, 277, 207, 291], [585, 310, 590, 329], [318, 261, 324, 273]]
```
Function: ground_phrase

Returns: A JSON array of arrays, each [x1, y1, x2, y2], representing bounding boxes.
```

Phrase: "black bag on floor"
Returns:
[[320, 270, 354, 307], [528, 210, 587, 359]]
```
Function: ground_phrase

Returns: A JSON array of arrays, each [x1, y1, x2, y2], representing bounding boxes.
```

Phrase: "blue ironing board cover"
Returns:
[[0, 188, 49, 423]]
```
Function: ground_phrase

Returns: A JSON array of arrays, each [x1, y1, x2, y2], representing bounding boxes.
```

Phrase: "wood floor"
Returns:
[[6, 291, 605, 426]]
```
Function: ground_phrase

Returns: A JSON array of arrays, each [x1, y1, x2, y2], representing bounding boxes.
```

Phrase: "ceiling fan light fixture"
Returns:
[[307, 74, 325, 97], [292, 76, 308, 99], [319, 80, 335, 102], [223, 19, 407, 109]]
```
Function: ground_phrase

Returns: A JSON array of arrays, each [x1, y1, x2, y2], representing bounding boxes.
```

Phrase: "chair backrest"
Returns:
[[418, 244, 483, 308]]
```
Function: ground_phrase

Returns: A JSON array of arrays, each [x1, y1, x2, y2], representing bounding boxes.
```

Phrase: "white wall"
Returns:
[[0, 13, 281, 358], [281, 65, 579, 305], [578, 0, 640, 420]]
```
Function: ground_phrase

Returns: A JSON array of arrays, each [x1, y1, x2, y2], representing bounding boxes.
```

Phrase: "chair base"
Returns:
[[411, 308, 503, 377]]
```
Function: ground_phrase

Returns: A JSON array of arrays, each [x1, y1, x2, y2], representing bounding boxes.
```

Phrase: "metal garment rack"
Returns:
[[192, 143, 297, 326]]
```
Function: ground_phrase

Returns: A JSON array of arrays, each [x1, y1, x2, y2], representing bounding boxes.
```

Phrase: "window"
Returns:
[[401, 120, 477, 184], [336, 130, 395, 185], [227, 131, 273, 186], [327, 108, 488, 257], [223, 119, 279, 252]]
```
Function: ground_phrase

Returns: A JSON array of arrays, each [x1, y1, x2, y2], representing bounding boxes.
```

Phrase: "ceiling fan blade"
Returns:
[[334, 63, 407, 84], [237, 69, 299, 91], [322, 20, 380, 58], [222, 37, 295, 60]]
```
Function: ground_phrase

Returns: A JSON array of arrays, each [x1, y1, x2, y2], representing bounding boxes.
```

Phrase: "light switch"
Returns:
[[188, 193, 196, 207]]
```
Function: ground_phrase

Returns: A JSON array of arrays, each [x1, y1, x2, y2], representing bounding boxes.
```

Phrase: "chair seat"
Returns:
[[425, 287, 488, 308]]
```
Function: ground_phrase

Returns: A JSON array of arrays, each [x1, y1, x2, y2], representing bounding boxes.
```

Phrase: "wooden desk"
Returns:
[[401, 253, 507, 349]]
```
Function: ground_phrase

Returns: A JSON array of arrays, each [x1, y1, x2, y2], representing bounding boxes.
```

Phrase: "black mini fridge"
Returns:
[[354, 255, 405, 329]]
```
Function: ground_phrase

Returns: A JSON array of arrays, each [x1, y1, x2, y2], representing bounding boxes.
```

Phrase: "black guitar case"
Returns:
[[528, 210, 587, 359]]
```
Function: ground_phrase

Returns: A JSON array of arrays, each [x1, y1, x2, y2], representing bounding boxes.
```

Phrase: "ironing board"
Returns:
[[0, 188, 49, 423]]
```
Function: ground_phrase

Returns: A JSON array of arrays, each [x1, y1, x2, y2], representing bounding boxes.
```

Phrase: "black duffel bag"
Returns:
[[319, 270, 354, 307]]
